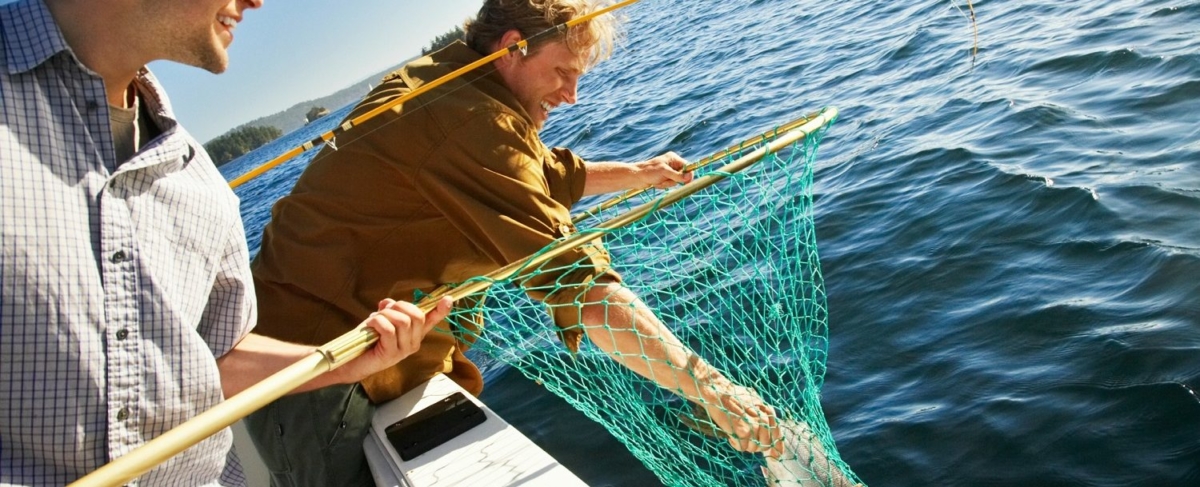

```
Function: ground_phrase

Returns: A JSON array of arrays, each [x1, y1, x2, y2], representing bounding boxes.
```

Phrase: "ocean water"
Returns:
[[220, 0, 1200, 485]]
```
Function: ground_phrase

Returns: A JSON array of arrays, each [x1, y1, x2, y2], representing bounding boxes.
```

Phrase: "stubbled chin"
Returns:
[[190, 39, 230, 74], [527, 106, 547, 127]]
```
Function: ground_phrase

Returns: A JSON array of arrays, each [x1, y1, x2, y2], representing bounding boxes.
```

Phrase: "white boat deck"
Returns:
[[364, 374, 587, 487]]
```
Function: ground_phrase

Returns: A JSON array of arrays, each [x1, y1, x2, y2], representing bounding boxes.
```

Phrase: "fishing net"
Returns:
[[427, 108, 861, 487]]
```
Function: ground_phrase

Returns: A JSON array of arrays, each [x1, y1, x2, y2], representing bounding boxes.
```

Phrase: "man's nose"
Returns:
[[562, 77, 578, 104]]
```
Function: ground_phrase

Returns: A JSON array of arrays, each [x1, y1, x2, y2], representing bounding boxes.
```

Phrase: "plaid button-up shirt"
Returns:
[[1, 0, 256, 484]]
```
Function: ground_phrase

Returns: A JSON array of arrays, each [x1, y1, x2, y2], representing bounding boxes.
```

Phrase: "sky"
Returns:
[[149, 0, 483, 142]]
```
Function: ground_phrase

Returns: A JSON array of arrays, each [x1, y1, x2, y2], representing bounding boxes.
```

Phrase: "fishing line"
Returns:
[[946, 0, 980, 59]]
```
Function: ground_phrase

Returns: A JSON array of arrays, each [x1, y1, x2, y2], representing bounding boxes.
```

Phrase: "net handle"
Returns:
[[68, 106, 836, 487], [420, 107, 837, 309], [571, 109, 826, 224]]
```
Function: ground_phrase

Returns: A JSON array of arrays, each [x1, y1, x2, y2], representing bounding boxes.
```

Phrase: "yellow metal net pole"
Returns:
[[571, 109, 825, 224]]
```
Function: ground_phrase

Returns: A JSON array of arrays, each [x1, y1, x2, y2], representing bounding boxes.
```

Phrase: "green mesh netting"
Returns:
[[432, 108, 860, 487]]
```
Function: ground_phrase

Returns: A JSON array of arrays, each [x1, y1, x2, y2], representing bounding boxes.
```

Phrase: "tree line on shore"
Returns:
[[422, 25, 465, 55], [203, 125, 283, 166], [205, 24, 467, 167]]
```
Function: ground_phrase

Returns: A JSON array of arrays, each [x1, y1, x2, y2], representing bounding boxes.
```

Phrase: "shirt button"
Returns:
[[559, 224, 572, 236], [110, 250, 127, 263], [116, 407, 130, 421], [86, 100, 100, 112], [116, 329, 129, 340]]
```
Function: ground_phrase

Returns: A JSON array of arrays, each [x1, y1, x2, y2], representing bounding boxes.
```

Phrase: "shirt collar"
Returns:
[[409, 41, 531, 126], [137, 67, 178, 130], [1, 0, 73, 75]]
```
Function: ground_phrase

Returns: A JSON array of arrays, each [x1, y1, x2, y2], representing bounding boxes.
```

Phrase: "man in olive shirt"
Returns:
[[246, 1, 783, 485]]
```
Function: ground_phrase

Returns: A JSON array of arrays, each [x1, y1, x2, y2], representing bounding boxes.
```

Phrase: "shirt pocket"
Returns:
[[133, 171, 237, 322]]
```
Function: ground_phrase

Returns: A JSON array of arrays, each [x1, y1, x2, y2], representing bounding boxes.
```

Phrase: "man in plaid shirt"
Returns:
[[0, 0, 449, 485]]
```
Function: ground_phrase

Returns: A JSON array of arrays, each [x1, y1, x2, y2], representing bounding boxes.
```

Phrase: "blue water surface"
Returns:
[[221, 0, 1200, 485]]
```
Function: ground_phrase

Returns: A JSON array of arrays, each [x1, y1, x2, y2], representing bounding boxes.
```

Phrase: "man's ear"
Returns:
[[494, 29, 528, 71], [497, 29, 526, 57]]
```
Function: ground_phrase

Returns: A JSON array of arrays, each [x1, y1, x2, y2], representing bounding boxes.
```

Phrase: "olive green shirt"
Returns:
[[251, 42, 618, 402]]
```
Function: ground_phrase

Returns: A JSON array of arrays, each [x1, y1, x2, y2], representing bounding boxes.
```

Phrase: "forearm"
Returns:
[[580, 283, 729, 402], [582, 153, 692, 196], [582, 161, 638, 196], [216, 298, 449, 400], [215, 333, 350, 399], [579, 283, 784, 457]]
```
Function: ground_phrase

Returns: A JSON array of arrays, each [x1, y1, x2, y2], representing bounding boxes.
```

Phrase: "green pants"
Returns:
[[244, 383, 376, 487]]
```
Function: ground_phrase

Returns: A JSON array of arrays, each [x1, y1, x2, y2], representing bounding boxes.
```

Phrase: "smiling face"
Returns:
[[494, 35, 588, 131], [143, 0, 263, 74]]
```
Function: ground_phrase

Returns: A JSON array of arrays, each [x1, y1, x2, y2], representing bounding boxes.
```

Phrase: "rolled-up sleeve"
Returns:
[[548, 147, 588, 207]]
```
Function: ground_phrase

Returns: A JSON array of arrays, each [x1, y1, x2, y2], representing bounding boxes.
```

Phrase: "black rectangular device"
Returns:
[[384, 391, 487, 461]]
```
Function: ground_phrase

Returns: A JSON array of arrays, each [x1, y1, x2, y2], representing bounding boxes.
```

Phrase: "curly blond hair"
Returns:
[[464, 0, 621, 69]]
